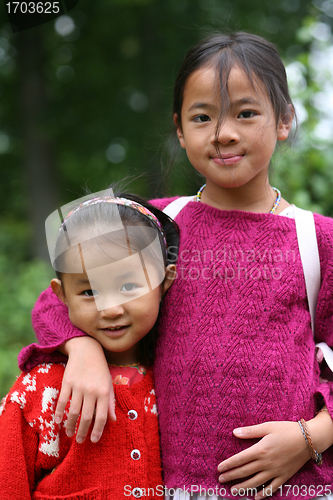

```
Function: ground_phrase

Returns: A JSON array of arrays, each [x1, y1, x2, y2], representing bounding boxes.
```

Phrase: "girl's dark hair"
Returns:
[[173, 32, 295, 131], [54, 191, 179, 367], [116, 191, 179, 268]]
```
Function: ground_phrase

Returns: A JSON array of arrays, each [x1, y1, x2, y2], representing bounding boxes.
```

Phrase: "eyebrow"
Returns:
[[188, 102, 215, 112], [74, 278, 91, 285], [234, 97, 260, 106], [118, 272, 137, 279], [74, 271, 138, 286], [187, 97, 260, 113]]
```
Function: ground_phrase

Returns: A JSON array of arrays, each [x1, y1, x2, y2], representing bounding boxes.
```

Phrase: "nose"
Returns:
[[213, 119, 239, 145], [99, 302, 125, 318]]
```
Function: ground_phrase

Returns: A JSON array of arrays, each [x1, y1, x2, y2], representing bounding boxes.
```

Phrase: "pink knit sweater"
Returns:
[[19, 199, 333, 499]]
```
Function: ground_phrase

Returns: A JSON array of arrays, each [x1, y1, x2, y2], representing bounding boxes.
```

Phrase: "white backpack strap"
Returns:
[[294, 206, 320, 333], [294, 207, 333, 372], [295, 207, 320, 332], [162, 195, 196, 219]]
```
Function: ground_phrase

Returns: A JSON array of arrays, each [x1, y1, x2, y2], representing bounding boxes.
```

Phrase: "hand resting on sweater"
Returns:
[[56, 336, 116, 443], [217, 411, 333, 499]]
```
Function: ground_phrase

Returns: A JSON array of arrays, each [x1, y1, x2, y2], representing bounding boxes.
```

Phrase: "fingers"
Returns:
[[65, 390, 85, 439], [218, 421, 309, 500], [56, 378, 114, 443], [74, 383, 112, 443], [230, 471, 269, 496], [108, 386, 117, 423], [74, 394, 97, 443], [58, 389, 114, 444], [55, 383, 72, 425], [89, 393, 111, 444], [218, 444, 261, 473], [219, 458, 261, 483], [233, 422, 271, 439], [219, 460, 286, 500], [54, 338, 114, 443]]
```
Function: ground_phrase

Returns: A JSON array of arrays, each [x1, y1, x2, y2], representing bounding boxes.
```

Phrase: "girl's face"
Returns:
[[51, 247, 175, 366], [175, 64, 292, 193]]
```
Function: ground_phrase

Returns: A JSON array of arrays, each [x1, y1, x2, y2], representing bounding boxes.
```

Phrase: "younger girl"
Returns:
[[0, 192, 177, 499], [19, 33, 333, 499]]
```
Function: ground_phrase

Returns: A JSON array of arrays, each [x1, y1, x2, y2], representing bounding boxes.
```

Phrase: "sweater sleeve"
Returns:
[[0, 399, 38, 500], [313, 214, 333, 417], [18, 287, 86, 372]]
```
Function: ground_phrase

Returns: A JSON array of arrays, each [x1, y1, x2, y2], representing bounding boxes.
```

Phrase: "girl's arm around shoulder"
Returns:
[[18, 286, 87, 372]]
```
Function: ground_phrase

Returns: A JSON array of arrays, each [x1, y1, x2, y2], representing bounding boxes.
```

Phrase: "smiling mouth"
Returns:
[[212, 155, 244, 166], [101, 325, 129, 336], [102, 325, 128, 332]]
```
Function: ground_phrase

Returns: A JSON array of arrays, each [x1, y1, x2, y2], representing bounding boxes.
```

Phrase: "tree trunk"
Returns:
[[18, 27, 59, 261]]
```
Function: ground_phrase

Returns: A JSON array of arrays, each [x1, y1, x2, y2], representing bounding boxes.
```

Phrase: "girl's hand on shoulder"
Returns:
[[55, 336, 116, 444], [217, 421, 310, 500]]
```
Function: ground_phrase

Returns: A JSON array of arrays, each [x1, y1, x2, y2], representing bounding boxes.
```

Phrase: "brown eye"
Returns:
[[238, 110, 256, 119], [193, 114, 211, 123], [82, 289, 98, 297]]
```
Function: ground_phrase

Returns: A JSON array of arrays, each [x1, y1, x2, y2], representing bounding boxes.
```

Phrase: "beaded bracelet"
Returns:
[[298, 419, 323, 465]]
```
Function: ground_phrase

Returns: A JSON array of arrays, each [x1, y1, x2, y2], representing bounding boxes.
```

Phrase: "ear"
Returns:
[[51, 278, 67, 305], [173, 113, 186, 149], [161, 264, 177, 297], [277, 104, 294, 142]]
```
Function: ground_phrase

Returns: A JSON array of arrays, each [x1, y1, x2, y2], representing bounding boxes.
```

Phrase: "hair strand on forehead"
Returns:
[[173, 31, 296, 132]]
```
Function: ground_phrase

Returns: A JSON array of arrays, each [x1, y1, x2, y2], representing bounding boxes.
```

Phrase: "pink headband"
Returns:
[[62, 196, 167, 248]]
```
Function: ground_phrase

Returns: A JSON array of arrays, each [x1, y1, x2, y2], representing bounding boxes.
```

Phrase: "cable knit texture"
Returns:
[[19, 198, 333, 499], [0, 364, 162, 500]]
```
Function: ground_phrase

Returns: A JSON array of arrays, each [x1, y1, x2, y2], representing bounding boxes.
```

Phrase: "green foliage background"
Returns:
[[1, 0, 333, 397]]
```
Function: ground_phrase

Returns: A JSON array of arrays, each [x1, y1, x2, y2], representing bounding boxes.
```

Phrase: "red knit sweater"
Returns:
[[0, 363, 163, 500]]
